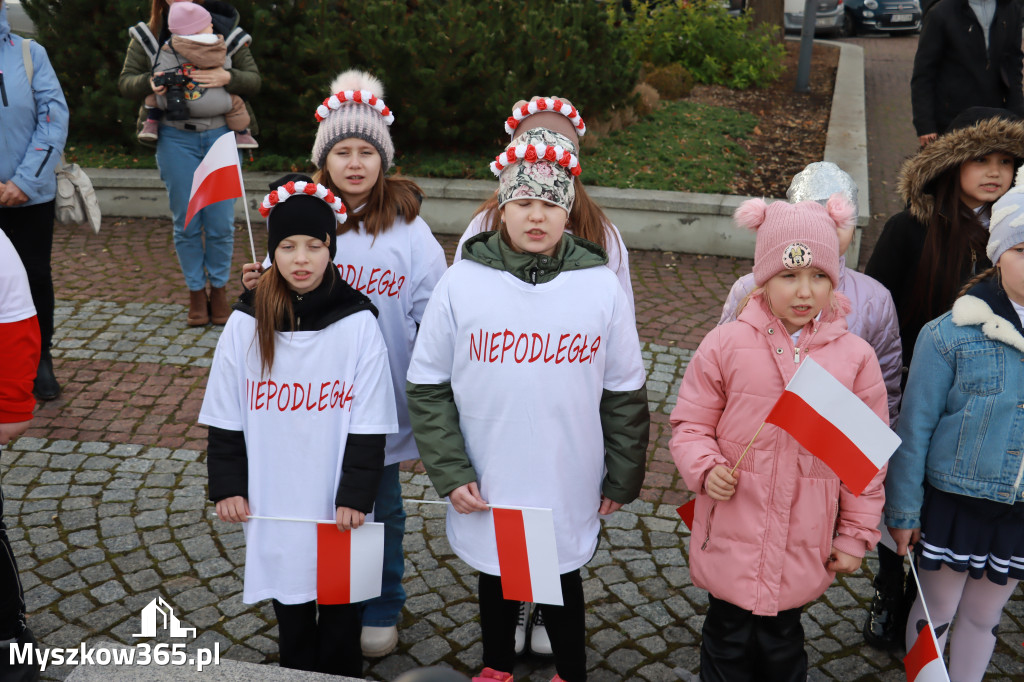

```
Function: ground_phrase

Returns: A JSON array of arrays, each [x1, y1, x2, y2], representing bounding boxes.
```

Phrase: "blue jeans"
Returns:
[[362, 463, 406, 626], [155, 125, 238, 291]]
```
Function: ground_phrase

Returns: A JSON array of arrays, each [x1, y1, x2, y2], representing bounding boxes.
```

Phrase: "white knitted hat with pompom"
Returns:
[[312, 70, 395, 171]]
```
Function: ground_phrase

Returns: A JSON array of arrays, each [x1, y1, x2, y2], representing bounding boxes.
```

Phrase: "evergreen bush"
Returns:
[[21, 1, 637, 161], [623, 0, 785, 90]]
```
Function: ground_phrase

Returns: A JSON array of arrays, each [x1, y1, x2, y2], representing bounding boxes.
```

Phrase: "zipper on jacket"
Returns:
[[970, 247, 977, 275], [528, 266, 539, 285], [34, 145, 53, 177], [700, 500, 718, 551], [0, 72, 7, 106]]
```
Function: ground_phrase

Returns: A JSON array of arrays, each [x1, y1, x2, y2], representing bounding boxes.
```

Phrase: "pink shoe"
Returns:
[[551, 677, 567, 682], [234, 129, 259, 149], [138, 119, 159, 142], [472, 669, 513, 682]]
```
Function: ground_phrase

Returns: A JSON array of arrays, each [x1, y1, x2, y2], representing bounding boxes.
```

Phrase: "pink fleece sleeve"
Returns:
[[832, 349, 889, 558], [669, 331, 729, 495]]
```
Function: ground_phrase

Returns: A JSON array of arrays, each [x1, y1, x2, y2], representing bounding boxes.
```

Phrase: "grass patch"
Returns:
[[67, 100, 755, 194]]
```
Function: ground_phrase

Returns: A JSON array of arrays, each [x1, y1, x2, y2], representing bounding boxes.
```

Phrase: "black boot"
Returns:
[[863, 575, 904, 650], [0, 625, 42, 682], [32, 349, 60, 401]]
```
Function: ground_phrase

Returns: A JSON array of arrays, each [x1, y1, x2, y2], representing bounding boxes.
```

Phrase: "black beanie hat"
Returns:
[[264, 173, 341, 262]]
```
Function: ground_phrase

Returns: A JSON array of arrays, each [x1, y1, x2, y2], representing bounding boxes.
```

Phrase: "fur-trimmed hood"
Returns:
[[899, 116, 1024, 223], [951, 279, 1024, 352]]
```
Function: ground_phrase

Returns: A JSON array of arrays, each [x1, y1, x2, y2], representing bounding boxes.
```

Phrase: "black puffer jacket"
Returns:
[[911, 0, 1024, 137]]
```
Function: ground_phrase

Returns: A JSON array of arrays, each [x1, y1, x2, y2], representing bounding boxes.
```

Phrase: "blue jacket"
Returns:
[[0, 3, 68, 205], [884, 278, 1024, 529]]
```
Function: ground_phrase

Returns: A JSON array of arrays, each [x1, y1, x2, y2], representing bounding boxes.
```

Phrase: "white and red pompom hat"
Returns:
[[506, 97, 586, 145], [312, 70, 396, 171], [734, 194, 854, 288], [260, 174, 346, 262]]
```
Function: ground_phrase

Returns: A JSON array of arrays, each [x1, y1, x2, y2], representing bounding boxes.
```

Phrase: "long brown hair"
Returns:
[[957, 266, 999, 299], [312, 167, 422, 239], [471, 177, 610, 251], [904, 168, 991, 340]]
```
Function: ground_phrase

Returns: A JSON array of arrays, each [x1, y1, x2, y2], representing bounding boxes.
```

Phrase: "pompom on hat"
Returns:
[[312, 70, 396, 171], [734, 194, 855, 288], [493, 128, 578, 213], [167, 2, 212, 36], [260, 173, 346, 263], [987, 164, 1024, 265]]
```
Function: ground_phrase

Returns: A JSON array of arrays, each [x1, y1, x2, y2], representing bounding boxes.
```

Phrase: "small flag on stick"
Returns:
[[904, 623, 950, 682], [765, 356, 900, 496], [184, 131, 244, 231], [493, 507, 563, 605], [316, 522, 384, 605]]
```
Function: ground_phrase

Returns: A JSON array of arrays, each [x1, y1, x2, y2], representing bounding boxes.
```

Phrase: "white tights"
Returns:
[[905, 564, 1018, 682]]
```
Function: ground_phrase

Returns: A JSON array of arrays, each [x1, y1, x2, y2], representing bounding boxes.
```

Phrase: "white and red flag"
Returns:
[[492, 506, 563, 606], [316, 522, 385, 605], [185, 131, 243, 230], [765, 356, 900, 496], [904, 623, 950, 682]]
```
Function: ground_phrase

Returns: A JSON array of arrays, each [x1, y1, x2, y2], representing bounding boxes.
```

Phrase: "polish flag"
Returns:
[[184, 131, 243, 230], [316, 522, 385, 604], [904, 623, 950, 682], [676, 499, 696, 531], [493, 507, 563, 606], [766, 356, 900, 496]]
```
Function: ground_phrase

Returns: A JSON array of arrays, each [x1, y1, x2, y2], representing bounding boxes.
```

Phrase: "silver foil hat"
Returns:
[[786, 162, 859, 216]]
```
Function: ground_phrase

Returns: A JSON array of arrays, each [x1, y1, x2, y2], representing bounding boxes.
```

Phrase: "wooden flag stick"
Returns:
[[236, 163, 258, 264], [729, 420, 767, 476]]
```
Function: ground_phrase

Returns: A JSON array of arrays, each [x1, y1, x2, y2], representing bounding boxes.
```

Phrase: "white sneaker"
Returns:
[[529, 605, 553, 656], [360, 624, 398, 657], [514, 602, 528, 655]]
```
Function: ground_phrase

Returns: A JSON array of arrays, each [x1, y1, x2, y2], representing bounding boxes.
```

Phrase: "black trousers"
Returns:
[[700, 595, 807, 682], [271, 599, 361, 677], [478, 570, 587, 681], [0, 201, 55, 352], [1, 483, 28, 640]]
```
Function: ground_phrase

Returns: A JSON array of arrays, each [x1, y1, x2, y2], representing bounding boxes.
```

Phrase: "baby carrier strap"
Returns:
[[128, 21, 160, 65], [223, 27, 251, 59]]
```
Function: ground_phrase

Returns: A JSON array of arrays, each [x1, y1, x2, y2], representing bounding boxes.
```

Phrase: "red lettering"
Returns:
[[318, 381, 331, 411], [391, 275, 405, 298], [567, 334, 582, 363], [590, 336, 601, 362], [529, 333, 544, 362], [514, 333, 529, 363], [489, 330, 502, 363], [578, 334, 591, 364], [543, 333, 555, 363], [304, 382, 316, 410], [277, 382, 290, 411], [470, 329, 485, 362], [501, 330, 515, 363], [344, 264, 357, 286], [354, 266, 367, 292], [330, 380, 341, 408], [366, 267, 381, 295], [343, 383, 355, 410], [555, 334, 570, 364], [255, 381, 267, 410], [289, 382, 304, 411], [265, 380, 278, 409]]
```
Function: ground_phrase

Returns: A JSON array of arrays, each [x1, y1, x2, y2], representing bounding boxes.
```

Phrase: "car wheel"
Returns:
[[839, 12, 858, 37]]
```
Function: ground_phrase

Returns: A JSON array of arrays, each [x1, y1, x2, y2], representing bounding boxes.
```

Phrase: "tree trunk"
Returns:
[[746, 0, 785, 43]]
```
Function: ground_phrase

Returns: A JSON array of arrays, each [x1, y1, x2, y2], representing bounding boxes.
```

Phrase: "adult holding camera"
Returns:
[[118, 0, 261, 326], [0, 0, 70, 402]]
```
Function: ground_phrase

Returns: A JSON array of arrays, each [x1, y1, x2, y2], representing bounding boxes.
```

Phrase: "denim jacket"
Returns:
[[884, 278, 1024, 529]]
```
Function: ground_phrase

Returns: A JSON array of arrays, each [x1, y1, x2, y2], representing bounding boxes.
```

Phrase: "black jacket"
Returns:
[[911, 0, 1024, 137], [206, 266, 387, 513]]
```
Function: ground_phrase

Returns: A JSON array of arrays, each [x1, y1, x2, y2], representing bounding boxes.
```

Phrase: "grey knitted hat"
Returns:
[[988, 164, 1024, 265], [312, 70, 395, 171]]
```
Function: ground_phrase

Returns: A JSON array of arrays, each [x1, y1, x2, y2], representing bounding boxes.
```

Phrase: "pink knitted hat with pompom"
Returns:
[[734, 194, 855, 288]]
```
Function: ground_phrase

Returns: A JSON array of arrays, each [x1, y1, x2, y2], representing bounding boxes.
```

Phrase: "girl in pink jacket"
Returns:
[[670, 197, 889, 682]]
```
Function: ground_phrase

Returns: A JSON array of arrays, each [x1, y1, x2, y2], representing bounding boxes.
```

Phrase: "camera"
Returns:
[[152, 71, 191, 121]]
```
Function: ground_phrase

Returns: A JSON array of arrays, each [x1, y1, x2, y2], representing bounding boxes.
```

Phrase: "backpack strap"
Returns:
[[223, 27, 251, 59], [21, 37, 33, 87], [128, 21, 160, 65]]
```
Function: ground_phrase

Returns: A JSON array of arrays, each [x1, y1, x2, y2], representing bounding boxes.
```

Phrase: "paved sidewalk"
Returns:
[[4, 36, 1022, 682]]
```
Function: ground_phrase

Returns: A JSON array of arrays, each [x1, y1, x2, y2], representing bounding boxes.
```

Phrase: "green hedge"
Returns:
[[21, 0, 637, 160]]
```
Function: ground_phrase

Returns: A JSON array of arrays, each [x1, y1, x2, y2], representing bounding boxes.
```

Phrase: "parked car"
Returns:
[[842, 0, 922, 35], [783, 0, 846, 36]]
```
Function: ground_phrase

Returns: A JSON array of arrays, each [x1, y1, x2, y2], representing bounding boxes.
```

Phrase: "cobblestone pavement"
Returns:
[[5, 38, 1023, 682]]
